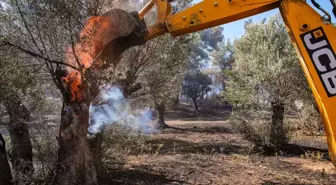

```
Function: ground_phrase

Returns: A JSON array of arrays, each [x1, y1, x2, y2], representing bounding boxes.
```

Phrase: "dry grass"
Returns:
[[3, 103, 334, 185], [101, 111, 336, 185]]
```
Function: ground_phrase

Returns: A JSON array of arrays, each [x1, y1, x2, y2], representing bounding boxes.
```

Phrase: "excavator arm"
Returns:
[[138, 0, 336, 166]]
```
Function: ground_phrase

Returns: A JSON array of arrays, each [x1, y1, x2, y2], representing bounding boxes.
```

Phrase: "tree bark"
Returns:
[[270, 101, 286, 149], [155, 102, 169, 129], [0, 133, 13, 185], [89, 130, 104, 178], [3, 98, 33, 180], [172, 94, 180, 106], [192, 98, 199, 112], [53, 101, 97, 185]]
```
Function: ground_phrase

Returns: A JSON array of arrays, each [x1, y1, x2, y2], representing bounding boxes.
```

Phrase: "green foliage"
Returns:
[[212, 39, 234, 71], [200, 27, 224, 51], [0, 48, 40, 103], [223, 14, 315, 150], [182, 72, 212, 101], [189, 27, 224, 70], [224, 14, 310, 108], [144, 35, 191, 107], [102, 124, 150, 163], [295, 103, 323, 135]]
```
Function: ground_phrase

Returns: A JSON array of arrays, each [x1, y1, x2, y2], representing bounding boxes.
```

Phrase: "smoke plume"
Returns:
[[89, 85, 155, 134]]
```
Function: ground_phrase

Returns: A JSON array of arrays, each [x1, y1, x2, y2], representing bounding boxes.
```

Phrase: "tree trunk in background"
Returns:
[[53, 101, 97, 185], [3, 98, 33, 181], [192, 98, 199, 112], [89, 130, 104, 178], [270, 101, 286, 150], [172, 94, 180, 106], [0, 133, 13, 185], [155, 102, 169, 129]]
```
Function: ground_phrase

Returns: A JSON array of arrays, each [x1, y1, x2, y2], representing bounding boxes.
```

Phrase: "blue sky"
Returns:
[[193, 0, 334, 40]]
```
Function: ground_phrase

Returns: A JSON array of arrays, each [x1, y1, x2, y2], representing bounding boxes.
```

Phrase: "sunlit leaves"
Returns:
[[225, 14, 310, 109]]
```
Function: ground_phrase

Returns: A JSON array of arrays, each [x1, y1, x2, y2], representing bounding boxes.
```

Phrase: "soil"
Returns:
[[101, 104, 336, 185]]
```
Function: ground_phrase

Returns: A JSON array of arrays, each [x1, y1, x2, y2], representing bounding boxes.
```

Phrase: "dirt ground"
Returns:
[[102, 106, 336, 185]]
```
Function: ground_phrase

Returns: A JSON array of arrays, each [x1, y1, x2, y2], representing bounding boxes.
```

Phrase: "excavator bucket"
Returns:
[[84, 9, 148, 70], [62, 9, 148, 102]]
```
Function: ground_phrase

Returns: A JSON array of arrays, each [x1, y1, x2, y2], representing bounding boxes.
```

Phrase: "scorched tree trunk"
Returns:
[[53, 101, 97, 185], [89, 130, 104, 178]]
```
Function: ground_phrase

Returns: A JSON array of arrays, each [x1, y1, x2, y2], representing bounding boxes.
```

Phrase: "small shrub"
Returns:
[[298, 104, 323, 135], [102, 124, 151, 164], [203, 94, 226, 109], [230, 110, 290, 152]]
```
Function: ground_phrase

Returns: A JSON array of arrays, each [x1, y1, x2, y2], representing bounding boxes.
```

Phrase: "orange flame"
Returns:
[[62, 71, 83, 102], [64, 16, 111, 101]]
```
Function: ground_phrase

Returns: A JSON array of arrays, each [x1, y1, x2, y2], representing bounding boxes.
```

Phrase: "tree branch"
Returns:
[[2, 41, 79, 70], [14, 0, 44, 56]]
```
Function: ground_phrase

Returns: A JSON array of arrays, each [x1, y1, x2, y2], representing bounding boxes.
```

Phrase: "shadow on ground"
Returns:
[[153, 127, 329, 159], [164, 125, 233, 134], [100, 167, 186, 185], [146, 138, 247, 155], [165, 105, 231, 122], [278, 144, 330, 160], [155, 129, 330, 161]]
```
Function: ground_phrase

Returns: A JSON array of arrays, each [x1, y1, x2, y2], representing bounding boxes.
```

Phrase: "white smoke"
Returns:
[[89, 85, 155, 134]]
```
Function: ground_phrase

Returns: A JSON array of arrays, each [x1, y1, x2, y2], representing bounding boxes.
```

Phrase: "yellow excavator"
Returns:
[[89, 0, 336, 166], [135, 0, 336, 166]]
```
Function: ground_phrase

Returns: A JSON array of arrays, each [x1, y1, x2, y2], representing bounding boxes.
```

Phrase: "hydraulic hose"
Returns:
[[311, 0, 332, 22], [330, 0, 336, 18]]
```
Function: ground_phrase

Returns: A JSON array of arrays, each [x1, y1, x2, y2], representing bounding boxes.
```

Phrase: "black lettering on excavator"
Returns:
[[301, 27, 336, 97]]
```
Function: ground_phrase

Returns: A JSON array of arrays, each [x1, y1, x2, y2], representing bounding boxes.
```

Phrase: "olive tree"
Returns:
[[0, 0, 147, 184], [0, 46, 38, 182], [142, 36, 190, 128], [182, 72, 212, 112], [224, 15, 311, 151], [116, 30, 192, 129]]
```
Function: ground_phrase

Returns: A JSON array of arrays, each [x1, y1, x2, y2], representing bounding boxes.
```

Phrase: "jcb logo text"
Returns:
[[301, 27, 336, 97]]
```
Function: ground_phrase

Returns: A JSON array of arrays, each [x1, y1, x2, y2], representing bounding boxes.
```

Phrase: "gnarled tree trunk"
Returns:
[[53, 101, 97, 185], [89, 130, 104, 178], [4, 97, 33, 181], [270, 101, 287, 150], [155, 102, 169, 129], [0, 133, 13, 185]]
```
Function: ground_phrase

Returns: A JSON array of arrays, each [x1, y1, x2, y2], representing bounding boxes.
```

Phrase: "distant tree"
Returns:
[[200, 27, 224, 51], [116, 3, 192, 129], [188, 27, 224, 70], [188, 34, 209, 70], [182, 72, 212, 112], [211, 39, 234, 91], [110, 0, 194, 129], [143, 36, 190, 128], [183, 27, 224, 107], [212, 39, 234, 71]]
